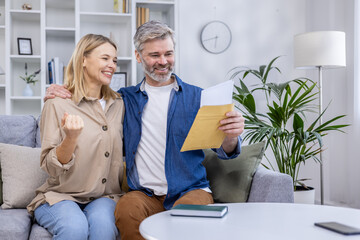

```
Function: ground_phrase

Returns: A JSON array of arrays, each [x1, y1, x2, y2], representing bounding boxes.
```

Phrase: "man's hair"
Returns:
[[133, 20, 175, 53], [65, 34, 120, 102]]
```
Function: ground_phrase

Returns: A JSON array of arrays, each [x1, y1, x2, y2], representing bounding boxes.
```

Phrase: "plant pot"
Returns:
[[294, 186, 315, 204], [22, 84, 33, 96]]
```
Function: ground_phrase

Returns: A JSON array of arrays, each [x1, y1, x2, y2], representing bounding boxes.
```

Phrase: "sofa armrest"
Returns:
[[247, 167, 294, 203]]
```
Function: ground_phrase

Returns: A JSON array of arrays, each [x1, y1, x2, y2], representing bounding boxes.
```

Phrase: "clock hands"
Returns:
[[202, 35, 219, 49], [202, 35, 219, 42]]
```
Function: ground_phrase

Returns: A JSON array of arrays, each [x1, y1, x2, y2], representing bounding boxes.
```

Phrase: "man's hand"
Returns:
[[219, 110, 245, 155], [44, 84, 72, 102]]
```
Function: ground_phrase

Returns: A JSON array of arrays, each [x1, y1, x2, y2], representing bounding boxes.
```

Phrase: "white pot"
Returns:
[[294, 186, 315, 204], [22, 83, 33, 96]]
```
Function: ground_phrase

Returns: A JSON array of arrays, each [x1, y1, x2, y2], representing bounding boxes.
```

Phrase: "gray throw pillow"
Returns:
[[0, 143, 48, 209], [0, 115, 38, 148], [203, 141, 265, 203]]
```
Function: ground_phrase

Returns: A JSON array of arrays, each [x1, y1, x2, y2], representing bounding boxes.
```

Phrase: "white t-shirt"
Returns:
[[135, 81, 175, 195], [99, 98, 106, 111]]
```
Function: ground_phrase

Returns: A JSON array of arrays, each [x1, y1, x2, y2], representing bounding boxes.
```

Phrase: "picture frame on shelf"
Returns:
[[17, 38, 33, 55], [110, 72, 127, 91]]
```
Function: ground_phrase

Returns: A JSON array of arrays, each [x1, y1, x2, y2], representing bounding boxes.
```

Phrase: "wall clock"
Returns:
[[200, 20, 232, 54]]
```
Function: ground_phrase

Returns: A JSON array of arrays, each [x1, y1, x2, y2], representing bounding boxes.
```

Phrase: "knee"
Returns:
[[114, 196, 132, 223], [114, 193, 147, 227], [56, 217, 88, 239]]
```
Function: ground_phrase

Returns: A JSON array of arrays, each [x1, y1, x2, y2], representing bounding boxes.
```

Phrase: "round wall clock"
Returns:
[[200, 20, 232, 54]]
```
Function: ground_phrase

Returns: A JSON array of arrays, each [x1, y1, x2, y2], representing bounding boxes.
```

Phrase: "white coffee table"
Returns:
[[139, 203, 360, 240]]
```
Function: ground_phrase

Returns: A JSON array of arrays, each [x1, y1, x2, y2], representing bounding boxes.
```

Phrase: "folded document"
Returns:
[[180, 103, 234, 151], [180, 80, 234, 152]]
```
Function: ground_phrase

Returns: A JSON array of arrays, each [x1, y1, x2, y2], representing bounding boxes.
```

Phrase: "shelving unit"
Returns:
[[1, 0, 178, 116], [0, 0, 5, 115]]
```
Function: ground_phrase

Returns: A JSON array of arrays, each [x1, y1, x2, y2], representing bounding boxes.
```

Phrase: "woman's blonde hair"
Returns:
[[65, 34, 120, 102]]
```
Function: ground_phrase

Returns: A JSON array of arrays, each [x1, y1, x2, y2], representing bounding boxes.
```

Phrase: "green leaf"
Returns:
[[293, 113, 304, 132]]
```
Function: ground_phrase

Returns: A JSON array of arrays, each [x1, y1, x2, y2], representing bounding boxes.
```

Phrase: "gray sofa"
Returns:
[[0, 115, 294, 240]]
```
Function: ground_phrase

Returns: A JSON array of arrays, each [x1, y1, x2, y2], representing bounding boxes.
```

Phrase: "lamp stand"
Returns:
[[318, 66, 324, 205]]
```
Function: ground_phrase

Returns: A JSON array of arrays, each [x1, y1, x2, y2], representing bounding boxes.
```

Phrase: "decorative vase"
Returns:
[[294, 186, 315, 204], [22, 83, 33, 96]]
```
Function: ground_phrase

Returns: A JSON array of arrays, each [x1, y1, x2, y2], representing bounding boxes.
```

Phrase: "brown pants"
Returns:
[[114, 189, 214, 240]]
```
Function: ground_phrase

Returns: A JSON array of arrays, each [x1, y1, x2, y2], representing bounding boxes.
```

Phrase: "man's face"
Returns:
[[136, 37, 175, 86]]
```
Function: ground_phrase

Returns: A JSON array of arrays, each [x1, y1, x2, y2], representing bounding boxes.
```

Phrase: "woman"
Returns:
[[27, 34, 125, 240]]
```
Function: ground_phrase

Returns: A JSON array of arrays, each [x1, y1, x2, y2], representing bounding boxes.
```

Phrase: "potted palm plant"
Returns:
[[231, 56, 348, 202]]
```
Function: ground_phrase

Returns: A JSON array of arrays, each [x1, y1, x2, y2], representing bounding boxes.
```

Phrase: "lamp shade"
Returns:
[[0, 65, 4, 75], [294, 31, 346, 69]]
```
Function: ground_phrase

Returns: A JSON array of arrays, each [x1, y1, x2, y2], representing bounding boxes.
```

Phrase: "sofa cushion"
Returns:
[[0, 115, 38, 148], [0, 143, 48, 209], [203, 141, 265, 203], [0, 115, 39, 205], [0, 208, 32, 240], [29, 223, 52, 240]]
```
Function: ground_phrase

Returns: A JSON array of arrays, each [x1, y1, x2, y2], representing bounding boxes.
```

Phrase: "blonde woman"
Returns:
[[27, 34, 125, 240]]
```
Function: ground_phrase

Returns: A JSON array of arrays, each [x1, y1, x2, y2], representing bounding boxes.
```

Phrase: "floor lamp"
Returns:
[[294, 31, 346, 205]]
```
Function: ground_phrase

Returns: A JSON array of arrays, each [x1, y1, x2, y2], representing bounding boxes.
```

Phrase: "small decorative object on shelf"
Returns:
[[22, 3, 32, 10], [17, 38, 33, 55], [20, 63, 40, 96]]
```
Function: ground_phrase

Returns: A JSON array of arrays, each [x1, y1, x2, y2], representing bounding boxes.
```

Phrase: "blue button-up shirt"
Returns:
[[119, 74, 241, 209]]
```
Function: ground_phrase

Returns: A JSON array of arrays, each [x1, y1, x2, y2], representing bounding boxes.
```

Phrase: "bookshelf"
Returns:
[[1, 0, 178, 116], [0, 0, 5, 115]]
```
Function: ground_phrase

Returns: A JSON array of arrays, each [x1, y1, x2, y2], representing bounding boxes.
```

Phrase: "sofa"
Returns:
[[0, 115, 294, 240]]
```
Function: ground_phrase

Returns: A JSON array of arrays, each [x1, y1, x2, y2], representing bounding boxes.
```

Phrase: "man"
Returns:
[[46, 21, 245, 240]]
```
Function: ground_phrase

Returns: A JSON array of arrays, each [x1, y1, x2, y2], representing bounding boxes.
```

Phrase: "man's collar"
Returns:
[[136, 74, 183, 93]]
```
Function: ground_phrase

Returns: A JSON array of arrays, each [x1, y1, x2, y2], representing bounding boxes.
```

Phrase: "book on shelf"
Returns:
[[136, 7, 150, 28], [47, 60, 54, 84], [137, 7, 141, 27], [47, 57, 64, 85], [114, 0, 123, 13], [122, 0, 131, 13], [114, 0, 119, 12], [145, 8, 149, 23], [170, 204, 228, 218]]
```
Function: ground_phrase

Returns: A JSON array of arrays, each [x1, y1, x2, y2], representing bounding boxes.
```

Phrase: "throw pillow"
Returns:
[[0, 115, 38, 147], [203, 141, 265, 203], [0, 143, 48, 209]]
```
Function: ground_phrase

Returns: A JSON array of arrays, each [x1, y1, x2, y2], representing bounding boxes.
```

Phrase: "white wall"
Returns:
[[178, 0, 307, 88], [177, 0, 358, 208]]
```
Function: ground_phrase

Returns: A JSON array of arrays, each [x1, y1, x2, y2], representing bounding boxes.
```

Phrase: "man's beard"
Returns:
[[140, 57, 174, 83]]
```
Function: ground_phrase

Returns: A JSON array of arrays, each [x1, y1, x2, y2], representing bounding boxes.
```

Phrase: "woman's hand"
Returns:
[[61, 113, 84, 140], [56, 113, 84, 164]]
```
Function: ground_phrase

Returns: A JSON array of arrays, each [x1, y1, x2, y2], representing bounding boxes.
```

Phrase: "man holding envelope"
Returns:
[[115, 20, 244, 240], [45, 21, 245, 240]]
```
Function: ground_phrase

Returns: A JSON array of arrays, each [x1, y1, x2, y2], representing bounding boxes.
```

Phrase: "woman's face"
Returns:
[[83, 42, 117, 87]]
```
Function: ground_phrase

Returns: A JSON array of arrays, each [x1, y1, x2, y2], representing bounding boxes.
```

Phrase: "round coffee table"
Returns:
[[139, 203, 360, 240]]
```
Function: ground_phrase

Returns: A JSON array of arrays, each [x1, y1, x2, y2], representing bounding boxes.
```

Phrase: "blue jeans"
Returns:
[[34, 198, 118, 240]]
